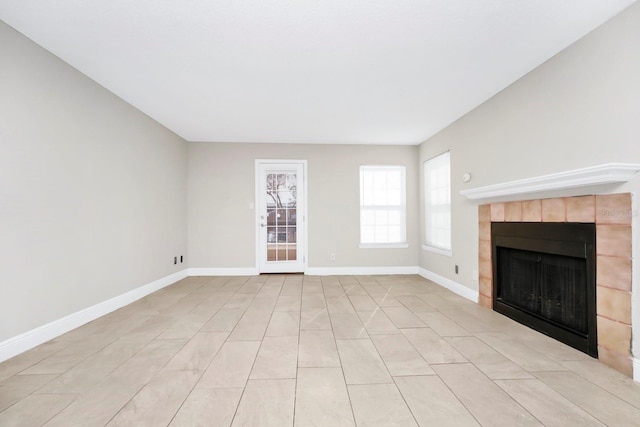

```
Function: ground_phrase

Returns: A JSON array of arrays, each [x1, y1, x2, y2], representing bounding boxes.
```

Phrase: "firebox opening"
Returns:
[[492, 222, 597, 357]]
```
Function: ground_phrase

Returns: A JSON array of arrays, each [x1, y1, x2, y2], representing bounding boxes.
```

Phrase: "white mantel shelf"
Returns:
[[460, 163, 640, 203]]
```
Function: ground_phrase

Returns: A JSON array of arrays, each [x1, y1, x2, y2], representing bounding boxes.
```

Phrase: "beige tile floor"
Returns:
[[1, 274, 640, 426]]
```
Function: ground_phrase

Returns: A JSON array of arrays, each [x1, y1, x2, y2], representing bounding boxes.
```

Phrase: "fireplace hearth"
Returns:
[[492, 222, 597, 357]]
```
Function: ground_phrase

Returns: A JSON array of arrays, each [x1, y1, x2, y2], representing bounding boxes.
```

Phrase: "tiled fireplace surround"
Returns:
[[478, 193, 633, 376]]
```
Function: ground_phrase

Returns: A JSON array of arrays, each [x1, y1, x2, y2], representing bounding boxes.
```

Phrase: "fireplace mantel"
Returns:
[[460, 163, 640, 203]]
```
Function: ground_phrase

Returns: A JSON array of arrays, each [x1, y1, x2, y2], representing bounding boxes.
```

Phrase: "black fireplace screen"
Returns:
[[497, 247, 587, 335], [492, 222, 597, 357]]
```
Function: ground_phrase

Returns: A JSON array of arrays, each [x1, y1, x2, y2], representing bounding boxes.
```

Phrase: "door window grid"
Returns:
[[266, 172, 297, 261], [359, 165, 406, 245], [424, 152, 451, 251]]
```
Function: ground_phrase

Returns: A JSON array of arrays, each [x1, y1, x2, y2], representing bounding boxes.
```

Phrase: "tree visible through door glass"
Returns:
[[266, 172, 297, 261]]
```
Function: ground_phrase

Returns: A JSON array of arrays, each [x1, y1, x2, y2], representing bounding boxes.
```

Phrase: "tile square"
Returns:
[[504, 201, 522, 222], [596, 225, 632, 258], [596, 193, 632, 225], [596, 316, 631, 356], [542, 198, 566, 222], [596, 286, 631, 324], [597, 256, 632, 291], [478, 204, 490, 222], [522, 199, 542, 222], [566, 195, 595, 223], [490, 203, 505, 221]]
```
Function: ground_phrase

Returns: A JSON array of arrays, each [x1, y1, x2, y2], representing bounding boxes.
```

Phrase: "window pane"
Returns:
[[360, 165, 406, 245], [361, 226, 375, 243], [361, 209, 374, 226], [387, 171, 401, 190], [388, 226, 402, 242], [374, 210, 388, 226], [375, 226, 388, 243], [424, 152, 451, 250], [388, 210, 401, 226]]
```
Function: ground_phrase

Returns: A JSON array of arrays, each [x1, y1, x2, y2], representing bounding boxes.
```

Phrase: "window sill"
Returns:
[[359, 243, 409, 249], [422, 245, 452, 256]]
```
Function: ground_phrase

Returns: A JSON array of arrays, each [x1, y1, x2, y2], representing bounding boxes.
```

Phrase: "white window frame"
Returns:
[[359, 165, 408, 249], [423, 152, 452, 256]]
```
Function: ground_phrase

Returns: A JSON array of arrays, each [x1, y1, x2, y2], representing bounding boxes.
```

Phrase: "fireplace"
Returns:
[[492, 222, 597, 356], [478, 193, 633, 377]]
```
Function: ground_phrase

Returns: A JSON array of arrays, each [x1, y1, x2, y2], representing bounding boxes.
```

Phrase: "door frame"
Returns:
[[254, 159, 308, 273]]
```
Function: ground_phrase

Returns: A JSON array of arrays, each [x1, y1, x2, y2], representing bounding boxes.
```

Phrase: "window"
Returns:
[[359, 165, 407, 248], [424, 152, 451, 254]]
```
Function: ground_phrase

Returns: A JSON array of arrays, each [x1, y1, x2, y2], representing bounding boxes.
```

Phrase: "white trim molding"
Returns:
[[306, 266, 419, 276], [0, 269, 188, 363], [419, 267, 478, 303], [634, 358, 640, 383], [189, 267, 259, 276], [421, 245, 453, 257], [460, 163, 640, 203]]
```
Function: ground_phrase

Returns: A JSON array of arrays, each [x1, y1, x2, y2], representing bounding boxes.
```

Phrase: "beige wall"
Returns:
[[0, 22, 188, 342], [188, 143, 419, 270], [418, 2, 640, 364]]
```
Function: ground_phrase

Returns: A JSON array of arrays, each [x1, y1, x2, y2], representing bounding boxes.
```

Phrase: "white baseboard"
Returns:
[[634, 357, 640, 383], [188, 267, 259, 276], [190, 266, 418, 276], [0, 269, 188, 363], [305, 266, 419, 276], [418, 267, 479, 303]]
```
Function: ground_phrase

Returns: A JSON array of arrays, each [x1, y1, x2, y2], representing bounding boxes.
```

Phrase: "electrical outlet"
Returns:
[[174, 256, 177, 265], [455, 265, 459, 274], [330, 253, 336, 261]]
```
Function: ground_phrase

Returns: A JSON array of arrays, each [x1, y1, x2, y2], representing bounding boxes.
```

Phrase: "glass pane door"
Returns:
[[266, 171, 297, 262], [257, 162, 305, 273]]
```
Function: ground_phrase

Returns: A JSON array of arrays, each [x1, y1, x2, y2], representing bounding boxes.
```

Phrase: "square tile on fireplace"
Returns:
[[478, 294, 492, 309], [566, 195, 595, 223], [479, 204, 490, 222], [596, 225, 632, 258], [596, 193, 632, 225], [504, 201, 522, 222], [596, 286, 631, 325], [490, 203, 505, 221], [522, 199, 542, 222], [478, 221, 490, 240], [479, 240, 491, 262], [596, 316, 631, 356], [479, 276, 491, 298], [597, 256, 632, 292], [541, 198, 566, 222], [478, 257, 492, 280]]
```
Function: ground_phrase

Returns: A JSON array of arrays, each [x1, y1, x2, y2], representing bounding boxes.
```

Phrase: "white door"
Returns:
[[256, 161, 306, 273]]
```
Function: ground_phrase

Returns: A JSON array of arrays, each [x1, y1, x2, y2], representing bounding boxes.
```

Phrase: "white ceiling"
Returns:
[[0, 1, 636, 144]]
